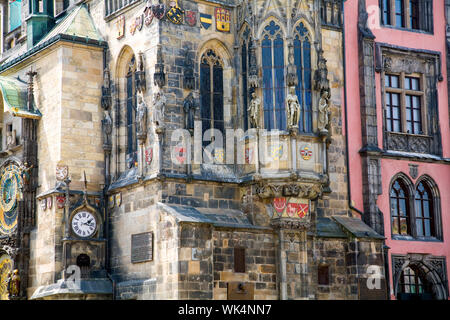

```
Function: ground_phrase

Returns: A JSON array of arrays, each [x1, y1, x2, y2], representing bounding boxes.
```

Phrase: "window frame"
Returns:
[[382, 71, 427, 136], [379, 0, 433, 33], [125, 56, 137, 166], [389, 176, 442, 241]]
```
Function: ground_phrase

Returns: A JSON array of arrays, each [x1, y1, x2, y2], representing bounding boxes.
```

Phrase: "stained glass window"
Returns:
[[294, 23, 312, 133], [200, 50, 224, 147], [262, 21, 285, 131]]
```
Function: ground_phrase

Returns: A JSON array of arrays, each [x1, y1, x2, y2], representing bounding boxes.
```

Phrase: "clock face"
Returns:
[[0, 164, 21, 235], [71, 211, 97, 238]]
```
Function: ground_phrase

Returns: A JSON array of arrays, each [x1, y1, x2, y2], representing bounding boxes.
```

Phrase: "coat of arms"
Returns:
[[47, 196, 53, 210], [56, 196, 65, 209], [115, 193, 122, 207], [269, 143, 285, 161], [144, 4, 154, 26], [145, 147, 153, 166], [286, 199, 309, 218], [273, 197, 287, 216], [136, 14, 144, 31], [116, 15, 125, 39], [152, 4, 166, 20], [185, 10, 197, 27], [174, 146, 187, 165], [300, 145, 313, 161], [109, 195, 115, 209], [40, 199, 47, 211], [215, 8, 230, 32], [200, 13, 212, 29], [245, 147, 254, 164], [213, 148, 225, 164], [166, 0, 184, 24], [56, 165, 68, 181]]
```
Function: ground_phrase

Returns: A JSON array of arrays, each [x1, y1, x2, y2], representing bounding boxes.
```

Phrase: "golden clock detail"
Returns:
[[0, 164, 22, 235], [0, 254, 13, 300]]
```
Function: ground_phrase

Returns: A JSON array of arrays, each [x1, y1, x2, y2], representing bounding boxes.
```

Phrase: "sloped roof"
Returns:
[[0, 76, 41, 119], [36, 5, 104, 46]]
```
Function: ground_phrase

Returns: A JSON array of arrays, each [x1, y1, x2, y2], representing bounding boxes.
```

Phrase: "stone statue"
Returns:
[[19, 162, 33, 185], [152, 90, 166, 129], [318, 89, 331, 133], [286, 44, 298, 87], [248, 92, 260, 128], [183, 92, 195, 131], [286, 86, 301, 130], [101, 68, 111, 109], [101, 111, 113, 147], [136, 91, 148, 138], [8, 269, 20, 297]]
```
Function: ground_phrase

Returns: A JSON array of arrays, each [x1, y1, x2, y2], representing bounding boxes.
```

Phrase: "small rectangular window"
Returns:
[[234, 248, 245, 273], [318, 265, 329, 285]]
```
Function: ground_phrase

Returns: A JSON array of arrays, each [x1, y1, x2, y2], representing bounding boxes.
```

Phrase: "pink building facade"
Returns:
[[345, 0, 450, 299]]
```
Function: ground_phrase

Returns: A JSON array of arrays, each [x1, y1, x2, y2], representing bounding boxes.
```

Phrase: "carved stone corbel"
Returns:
[[248, 39, 259, 88], [135, 51, 146, 93], [183, 51, 195, 90]]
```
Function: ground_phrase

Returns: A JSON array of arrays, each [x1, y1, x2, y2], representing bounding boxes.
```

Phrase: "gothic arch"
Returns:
[[389, 172, 414, 196], [393, 257, 448, 300], [257, 16, 287, 40]]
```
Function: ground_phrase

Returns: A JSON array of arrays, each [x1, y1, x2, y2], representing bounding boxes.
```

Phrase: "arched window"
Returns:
[[390, 179, 410, 236], [415, 182, 434, 237], [126, 56, 137, 167], [293, 23, 312, 132], [262, 21, 286, 130], [398, 265, 432, 298], [200, 49, 224, 146], [241, 27, 251, 131]]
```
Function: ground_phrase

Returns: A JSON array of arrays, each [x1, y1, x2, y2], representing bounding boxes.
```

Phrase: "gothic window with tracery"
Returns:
[[293, 22, 312, 133], [126, 56, 137, 166], [241, 27, 251, 132], [390, 179, 410, 236], [262, 21, 286, 131], [415, 182, 434, 237], [200, 49, 224, 147]]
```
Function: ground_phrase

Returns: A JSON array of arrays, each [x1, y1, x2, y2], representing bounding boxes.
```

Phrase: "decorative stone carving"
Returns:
[[135, 52, 146, 93], [256, 185, 272, 199], [286, 86, 301, 130], [357, 0, 375, 39], [152, 90, 166, 130], [248, 39, 259, 88], [101, 68, 112, 109], [101, 111, 113, 149], [409, 164, 419, 179], [136, 91, 148, 141], [286, 43, 298, 87], [283, 184, 300, 197], [154, 45, 165, 88], [270, 184, 283, 197], [248, 92, 260, 128], [183, 51, 195, 90], [270, 218, 311, 230], [314, 49, 330, 93], [383, 57, 392, 72], [26, 69, 37, 111], [318, 89, 331, 133], [183, 92, 195, 131], [386, 133, 431, 154]]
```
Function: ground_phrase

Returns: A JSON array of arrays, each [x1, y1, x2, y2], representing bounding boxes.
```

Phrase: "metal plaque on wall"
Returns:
[[358, 278, 388, 300], [227, 282, 255, 300], [131, 232, 153, 263]]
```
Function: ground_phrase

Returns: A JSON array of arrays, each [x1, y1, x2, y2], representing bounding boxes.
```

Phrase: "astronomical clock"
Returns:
[[0, 163, 22, 236]]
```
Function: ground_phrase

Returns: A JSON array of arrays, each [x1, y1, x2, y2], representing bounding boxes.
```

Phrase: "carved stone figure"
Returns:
[[318, 89, 331, 133], [101, 111, 113, 148], [152, 90, 166, 129], [286, 43, 298, 87], [154, 45, 165, 87], [101, 68, 111, 109], [8, 269, 20, 297], [248, 92, 260, 128], [183, 92, 195, 131], [286, 86, 301, 130], [314, 49, 330, 92], [183, 52, 195, 90], [136, 92, 148, 139], [135, 52, 146, 93]]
